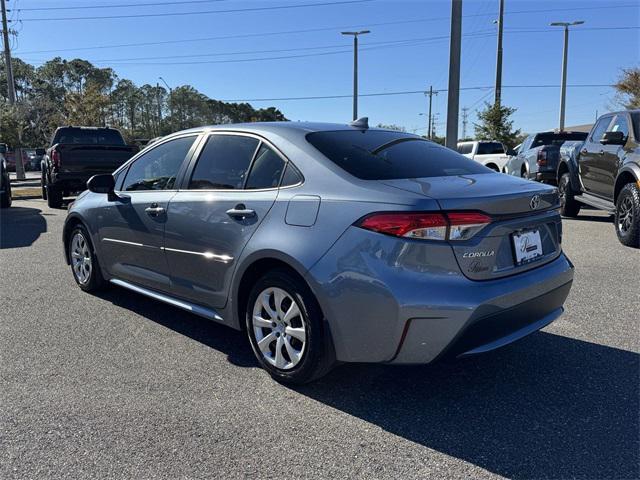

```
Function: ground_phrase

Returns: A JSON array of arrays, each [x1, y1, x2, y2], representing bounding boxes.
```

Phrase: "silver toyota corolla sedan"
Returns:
[[63, 120, 574, 383]]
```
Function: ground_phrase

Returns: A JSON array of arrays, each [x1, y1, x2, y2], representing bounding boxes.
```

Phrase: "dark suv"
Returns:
[[557, 110, 640, 247]]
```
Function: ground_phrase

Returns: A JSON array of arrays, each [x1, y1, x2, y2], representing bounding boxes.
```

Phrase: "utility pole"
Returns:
[[462, 107, 469, 139], [341, 30, 370, 121], [1, 0, 25, 180], [494, 0, 504, 106], [425, 86, 438, 139], [156, 82, 162, 137], [445, 0, 462, 149], [550, 20, 584, 131]]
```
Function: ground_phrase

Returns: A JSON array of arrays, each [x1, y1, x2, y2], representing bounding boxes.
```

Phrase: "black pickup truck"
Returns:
[[557, 110, 640, 248], [41, 127, 138, 208]]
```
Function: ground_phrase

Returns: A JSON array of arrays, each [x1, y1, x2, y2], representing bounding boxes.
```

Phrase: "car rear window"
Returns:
[[306, 130, 489, 180], [531, 132, 587, 148], [53, 128, 125, 146]]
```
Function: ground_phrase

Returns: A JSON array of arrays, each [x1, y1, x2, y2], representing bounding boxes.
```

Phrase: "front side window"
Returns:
[[307, 130, 488, 180], [590, 117, 613, 143], [189, 135, 259, 190], [609, 115, 629, 138], [245, 145, 285, 189], [122, 135, 196, 191]]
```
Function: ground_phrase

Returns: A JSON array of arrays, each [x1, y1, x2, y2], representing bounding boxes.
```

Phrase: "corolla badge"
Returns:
[[462, 250, 495, 258], [530, 194, 541, 210]]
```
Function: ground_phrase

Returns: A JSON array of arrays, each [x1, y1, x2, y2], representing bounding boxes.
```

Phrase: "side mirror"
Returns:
[[35, 148, 46, 156], [87, 174, 115, 195], [600, 131, 626, 146]]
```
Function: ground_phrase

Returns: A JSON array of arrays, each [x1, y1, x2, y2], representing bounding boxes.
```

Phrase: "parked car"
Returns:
[[0, 151, 11, 208], [557, 110, 640, 247], [456, 140, 512, 172], [63, 120, 574, 384], [505, 130, 588, 183], [24, 148, 45, 171], [41, 126, 139, 208]]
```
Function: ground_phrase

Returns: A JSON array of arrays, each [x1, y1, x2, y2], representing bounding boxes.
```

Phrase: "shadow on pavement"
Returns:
[[0, 206, 47, 248], [96, 287, 639, 479]]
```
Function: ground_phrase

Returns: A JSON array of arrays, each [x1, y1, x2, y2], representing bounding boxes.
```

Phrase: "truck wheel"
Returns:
[[41, 171, 48, 200], [0, 183, 11, 208], [559, 173, 581, 218], [47, 185, 63, 208], [615, 182, 640, 248], [520, 164, 528, 179]]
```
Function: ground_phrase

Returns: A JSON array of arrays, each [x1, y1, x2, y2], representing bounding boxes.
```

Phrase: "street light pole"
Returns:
[[550, 20, 584, 131], [445, 0, 462, 149], [494, 0, 504, 106], [341, 30, 370, 121]]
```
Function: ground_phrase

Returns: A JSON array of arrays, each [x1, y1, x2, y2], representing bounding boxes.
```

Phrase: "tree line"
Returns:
[[0, 57, 287, 147]]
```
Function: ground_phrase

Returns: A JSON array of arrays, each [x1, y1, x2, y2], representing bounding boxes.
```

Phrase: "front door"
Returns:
[[593, 114, 630, 199], [96, 134, 199, 292], [579, 115, 613, 194], [164, 133, 287, 308]]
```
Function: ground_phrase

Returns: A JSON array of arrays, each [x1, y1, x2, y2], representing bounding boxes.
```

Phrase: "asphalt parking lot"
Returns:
[[1, 197, 638, 479]]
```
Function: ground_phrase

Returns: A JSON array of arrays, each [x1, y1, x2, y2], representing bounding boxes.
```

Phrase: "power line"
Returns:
[[13, 0, 228, 11], [12, 1, 638, 22], [13, 0, 374, 22], [221, 85, 614, 103]]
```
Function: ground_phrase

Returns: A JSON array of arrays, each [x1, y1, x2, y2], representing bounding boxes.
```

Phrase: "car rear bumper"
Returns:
[[306, 227, 574, 364], [51, 173, 93, 192], [536, 171, 557, 183]]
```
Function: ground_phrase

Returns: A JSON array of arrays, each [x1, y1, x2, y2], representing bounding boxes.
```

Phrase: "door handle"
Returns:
[[145, 204, 166, 216], [226, 204, 256, 219], [580, 149, 588, 155]]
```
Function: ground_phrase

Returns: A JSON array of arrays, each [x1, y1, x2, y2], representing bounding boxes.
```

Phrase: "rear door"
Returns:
[[164, 132, 286, 308], [96, 134, 199, 292], [580, 115, 613, 194]]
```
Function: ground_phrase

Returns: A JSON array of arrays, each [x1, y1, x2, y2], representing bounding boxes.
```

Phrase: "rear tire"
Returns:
[[41, 170, 47, 200], [558, 173, 581, 218], [615, 182, 640, 248], [245, 269, 334, 384], [47, 184, 63, 208], [0, 183, 11, 208]]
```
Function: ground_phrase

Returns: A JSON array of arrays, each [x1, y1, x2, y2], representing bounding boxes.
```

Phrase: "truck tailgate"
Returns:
[[56, 144, 136, 174]]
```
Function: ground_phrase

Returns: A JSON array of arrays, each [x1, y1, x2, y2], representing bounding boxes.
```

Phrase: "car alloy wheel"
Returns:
[[617, 195, 634, 234], [70, 231, 92, 285], [251, 287, 307, 370]]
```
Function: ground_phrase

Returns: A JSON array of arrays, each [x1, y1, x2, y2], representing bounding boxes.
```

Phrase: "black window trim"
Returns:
[[179, 130, 304, 192], [114, 131, 203, 192]]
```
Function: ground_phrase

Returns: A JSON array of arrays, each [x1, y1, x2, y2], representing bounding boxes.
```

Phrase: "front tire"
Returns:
[[558, 173, 581, 217], [67, 225, 105, 291], [245, 269, 334, 384], [615, 182, 640, 248], [47, 184, 63, 208]]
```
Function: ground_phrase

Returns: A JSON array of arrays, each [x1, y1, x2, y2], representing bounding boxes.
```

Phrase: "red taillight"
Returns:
[[357, 212, 491, 241], [537, 150, 547, 166], [51, 149, 61, 170]]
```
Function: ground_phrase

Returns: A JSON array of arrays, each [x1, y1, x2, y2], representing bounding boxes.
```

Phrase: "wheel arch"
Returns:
[[614, 167, 640, 203], [62, 214, 89, 264], [231, 251, 326, 334]]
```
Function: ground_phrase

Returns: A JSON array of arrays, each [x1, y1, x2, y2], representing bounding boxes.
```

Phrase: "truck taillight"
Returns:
[[51, 149, 60, 170], [356, 212, 491, 241], [537, 150, 547, 166]]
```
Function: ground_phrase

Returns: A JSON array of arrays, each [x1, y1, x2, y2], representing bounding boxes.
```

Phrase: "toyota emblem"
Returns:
[[530, 194, 541, 210]]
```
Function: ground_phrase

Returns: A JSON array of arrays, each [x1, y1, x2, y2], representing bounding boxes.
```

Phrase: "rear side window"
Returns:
[[457, 143, 473, 154], [281, 163, 303, 187], [477, 142, 505, 155], [307, 130, 488, 180], [189, 135, 259, 190], [122, 135, 196, 191], [245, 145, 285, 189]]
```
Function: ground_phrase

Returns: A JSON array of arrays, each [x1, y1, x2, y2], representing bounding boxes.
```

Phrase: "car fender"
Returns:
[[614, 164, 640, 202]]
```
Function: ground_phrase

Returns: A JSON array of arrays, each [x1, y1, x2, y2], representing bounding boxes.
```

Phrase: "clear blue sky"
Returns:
[[9, 0, 640, 135]]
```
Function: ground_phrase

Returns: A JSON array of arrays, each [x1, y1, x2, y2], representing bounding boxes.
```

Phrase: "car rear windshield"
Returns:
[[306, 130, 489, 180], [531, 132, 587, 148], [53, 128, 125, 146], [476, 142, 505, 155]]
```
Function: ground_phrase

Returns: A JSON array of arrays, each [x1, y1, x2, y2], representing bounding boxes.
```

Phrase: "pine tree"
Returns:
[[473, 102, 521, 149]]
